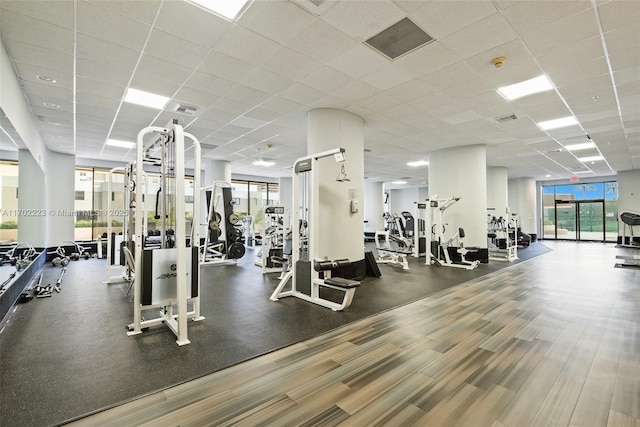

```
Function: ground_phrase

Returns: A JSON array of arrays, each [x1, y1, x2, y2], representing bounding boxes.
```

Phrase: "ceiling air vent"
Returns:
[[496, 114, 518, 123], [308, 0, 324, 6], [364, 17, 434, 60], [292, 0, 332, 15], [173, 104, 199, 116]]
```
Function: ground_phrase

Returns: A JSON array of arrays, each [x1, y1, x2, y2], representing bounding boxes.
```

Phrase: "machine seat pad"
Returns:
[[323, 277, 360, 288]]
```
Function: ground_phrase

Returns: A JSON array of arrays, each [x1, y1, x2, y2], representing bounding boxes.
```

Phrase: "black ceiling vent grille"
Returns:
[[364, 18, 434, 60]]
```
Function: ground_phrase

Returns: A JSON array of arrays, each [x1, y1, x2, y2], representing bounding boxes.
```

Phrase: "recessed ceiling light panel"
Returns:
[[497, 75, 553, 101], [392, 180, 407, 185], [577, 155, 604, 162], [185, 0, 253, 21], [407, 160, 428, 167], [106, 139, 136, 149], [565, 142, 596, 151], [253, 159, 275, 167], [124, 88, 170, 110], [537, 116, 579, 131]]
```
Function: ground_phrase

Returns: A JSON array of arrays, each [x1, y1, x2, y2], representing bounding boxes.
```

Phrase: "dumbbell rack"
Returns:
[[200, 181, 246, 266]]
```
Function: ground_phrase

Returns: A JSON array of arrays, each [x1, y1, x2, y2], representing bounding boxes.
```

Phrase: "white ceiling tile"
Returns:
[[501, 0, 591, 35], [240, 68, 293, 94], [261, 47, 321, 81], [410, 0, 497, 40], [239, 0, 316, 45], [155, 0, 231, 48], [136, 54, 194, 85], [360, 64, 414, 91], [598, 0, 640, 32], [77, 58, 131, 88], [520, 9, 600, 57], [1, 0, 74, 29], [76, 92, 120, 112], [287, 19, 355, 63], [213, 25, 282, 66], [278, 83, 326, 105], [460, 91, 506, 111], [1, 9, 74, 55], [440, 13, 518, 59], [128, 73, 180, 98], [224, 84, 271, 106], [77, 1, 150, 51], [185, 72, 235, 97], [321, 1, 405, 40], [76, 34, 140, 70], [172, 87, 219, 110], [198, 51, 256, 83], [408, 91, 453, 112], [383, 80, 438, 102], [330, 81, 379, 105], [212, 97, 253, 116], [14, 63, 73, 91], [84, 0, 160, 25], [605, 27, 640, 60], [393, 41, 460, 78], [299, 66, 351, 93], [243, 107, 281, 123], [4, 39, 72, 75], [144, 29, 211, 69], [421, 61, 480, 89], [257, 96, 304, 115], [328, 44, 389, 79]]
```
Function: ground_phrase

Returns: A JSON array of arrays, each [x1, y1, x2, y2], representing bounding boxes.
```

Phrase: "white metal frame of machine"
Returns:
[[487, 210, 518, 262], [255, 206, 288, 274], [103, 166, 130, 284], [127, 123, 204, 346], [426, 195, 480, 270], [269, 148, 360, 311]]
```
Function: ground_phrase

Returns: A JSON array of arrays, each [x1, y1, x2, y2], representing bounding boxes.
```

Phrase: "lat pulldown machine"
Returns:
[[127, 122, 204, 346], [269, 148, 360, 311]]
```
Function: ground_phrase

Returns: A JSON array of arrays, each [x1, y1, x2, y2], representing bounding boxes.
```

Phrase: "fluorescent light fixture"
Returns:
[[545, 174, 551, 178], [537, 116, 579, 130], [574, 170, 592, 174], [253, 159, 275, 167], [106, 139, 135, 149], [392, 180, 407, 185], [497, 75, 553, 101], [124, 88, 170, 110], [407, 160, 428, 167], [577, 155, 604, 162], [565, 142, 596, 151], [185, 0, 252, 21]]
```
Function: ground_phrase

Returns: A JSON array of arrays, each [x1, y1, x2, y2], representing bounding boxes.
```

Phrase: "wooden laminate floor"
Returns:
[[67, 242, 640, 427]]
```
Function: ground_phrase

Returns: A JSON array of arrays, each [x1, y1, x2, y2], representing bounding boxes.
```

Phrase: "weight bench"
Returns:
[[270, 258, 360, 311], [374, 230, 410, 270]]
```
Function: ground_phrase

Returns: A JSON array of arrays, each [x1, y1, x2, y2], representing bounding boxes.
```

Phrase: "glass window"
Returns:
[[0, 161, 19, 243], [542, 186, 555, 239], [74, 168, 94, 240]]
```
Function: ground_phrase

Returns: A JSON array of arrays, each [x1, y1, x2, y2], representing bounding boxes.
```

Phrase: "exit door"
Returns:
[[554, 200, 605, 241]]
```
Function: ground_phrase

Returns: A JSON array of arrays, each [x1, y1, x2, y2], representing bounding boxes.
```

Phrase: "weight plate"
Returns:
[[227, 227, 242, 241], [228, 213, 240, 225], [227, 242, 245, 259]]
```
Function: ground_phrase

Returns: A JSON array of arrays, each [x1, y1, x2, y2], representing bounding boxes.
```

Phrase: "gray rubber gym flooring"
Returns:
[[0, 242, 551, 427]]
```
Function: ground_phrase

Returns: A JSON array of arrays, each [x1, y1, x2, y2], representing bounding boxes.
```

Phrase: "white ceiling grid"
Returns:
[[0, 0, 638, 184]]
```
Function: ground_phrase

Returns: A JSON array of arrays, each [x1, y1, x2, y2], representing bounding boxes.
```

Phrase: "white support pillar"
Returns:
[[508, 177, 537, 240], [279, 176, 292, 227], [428, 145, 487, 260], [364, 180, 384, 234], [17, 150, 46, 247], [487, 166, 509, 218], [203, 159, 231, 185], [45, 150, 75, 247], [307, 108, 364, 262]]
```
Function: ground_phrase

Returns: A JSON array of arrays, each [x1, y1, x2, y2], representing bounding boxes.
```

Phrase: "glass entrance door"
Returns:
[[554, 200, 605, 241], [577, 201, 604, 241]]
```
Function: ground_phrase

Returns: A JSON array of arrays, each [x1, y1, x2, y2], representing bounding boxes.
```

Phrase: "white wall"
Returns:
[[508, 177, 537, 237], [388, 187, 419, 215], [617, 170, 640, 229], [364, 180, 384, 233]]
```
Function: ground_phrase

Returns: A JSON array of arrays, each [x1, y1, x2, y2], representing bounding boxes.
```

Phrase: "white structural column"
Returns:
[[487, 166, 509, 218], [428, 145, 488, 252], [279, 177, 292, 225], [45, 150, 75, 247], [364, 180, 384, 234], [203, 159, 231, 185], [508, 177, 537, 240], [17, 149, 46, 247], [307, 108, 364, 261]]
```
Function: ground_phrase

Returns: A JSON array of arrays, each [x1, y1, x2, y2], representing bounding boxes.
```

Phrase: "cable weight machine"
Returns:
[[127, 122, 204, 346]]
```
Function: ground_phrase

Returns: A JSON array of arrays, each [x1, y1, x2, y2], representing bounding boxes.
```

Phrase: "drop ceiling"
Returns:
[[0, 0, 638, 185]]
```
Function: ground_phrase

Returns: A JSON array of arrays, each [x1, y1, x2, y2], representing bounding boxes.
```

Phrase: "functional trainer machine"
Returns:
[[200, 181, 246, 266], [487, 210, 518, 262], [426, 195, 480, 270], [255, 206, 288, 274], [269, 148, 360, 311], [127, 122, 204, 346]]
